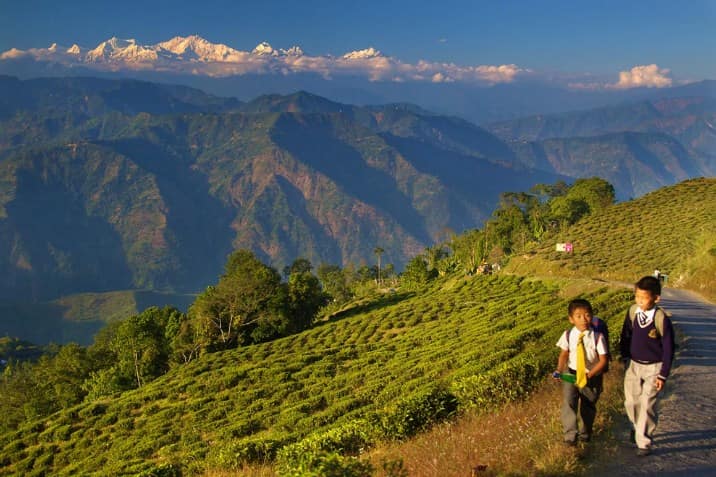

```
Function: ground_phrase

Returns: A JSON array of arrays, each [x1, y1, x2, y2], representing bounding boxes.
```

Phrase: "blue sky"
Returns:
[[1, 0, 714, 84]]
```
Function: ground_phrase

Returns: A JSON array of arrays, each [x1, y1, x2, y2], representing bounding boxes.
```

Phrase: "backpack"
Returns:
[[627, 304, 668, 338], [567, 316, 610, 372]]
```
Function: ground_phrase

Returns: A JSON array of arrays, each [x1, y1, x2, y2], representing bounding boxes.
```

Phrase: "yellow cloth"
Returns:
[[576, 332, 587, 388]]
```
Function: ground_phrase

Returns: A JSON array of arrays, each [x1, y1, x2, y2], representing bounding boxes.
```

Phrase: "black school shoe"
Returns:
[[636, 447, 651, 457]]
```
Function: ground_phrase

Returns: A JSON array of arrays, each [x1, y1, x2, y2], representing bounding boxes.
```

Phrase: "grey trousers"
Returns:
[[561, 375, 603, 442], [624, 360, 662, 449]]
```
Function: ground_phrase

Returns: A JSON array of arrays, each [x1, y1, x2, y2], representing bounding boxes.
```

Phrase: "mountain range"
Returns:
[[0, 74, 713, 342], [3, 35, 715, 124], [0, 76, 559, 304]]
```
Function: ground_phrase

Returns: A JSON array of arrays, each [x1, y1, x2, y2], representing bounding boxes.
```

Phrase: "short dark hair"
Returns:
[[635, 275, 661, 296], [568, 298, 593, 316]]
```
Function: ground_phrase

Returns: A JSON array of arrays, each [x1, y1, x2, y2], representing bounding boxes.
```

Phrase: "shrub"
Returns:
[[451, 355, 550, 410], [205, 435, 289, 470], [137, 463, 182, 477], [278, 419, 372, 462], [276, 450, 374, 477], [372, 386, 458, 440]]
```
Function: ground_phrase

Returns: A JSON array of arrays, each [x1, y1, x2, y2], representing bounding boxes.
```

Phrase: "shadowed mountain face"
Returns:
[[484, 96, 716, 198], [0, 76, 709, 302]]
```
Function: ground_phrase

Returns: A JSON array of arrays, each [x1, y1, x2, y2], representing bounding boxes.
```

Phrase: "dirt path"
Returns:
[[597, 287, 716, 476]]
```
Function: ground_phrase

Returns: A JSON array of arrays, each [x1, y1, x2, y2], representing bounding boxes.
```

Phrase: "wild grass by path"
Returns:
[[365, 371, 628, 477]]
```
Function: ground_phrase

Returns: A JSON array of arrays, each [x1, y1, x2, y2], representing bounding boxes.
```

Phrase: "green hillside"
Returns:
[[0, 275, 633, 475], [506, 177, 716, 300]]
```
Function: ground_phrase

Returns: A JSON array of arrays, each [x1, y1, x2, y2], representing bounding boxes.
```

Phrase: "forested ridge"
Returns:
[[1, 177, 713, 475], [1, 75, 711, 318]]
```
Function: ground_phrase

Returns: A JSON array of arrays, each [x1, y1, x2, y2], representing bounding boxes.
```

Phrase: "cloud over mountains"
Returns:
[[0, 35, 536, 86], [1, 35, 679, 91]]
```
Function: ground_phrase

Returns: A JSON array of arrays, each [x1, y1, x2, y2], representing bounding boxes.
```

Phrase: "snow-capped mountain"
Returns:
[[0, 36, 350, 76], [342, 48, 383, 60], [157, 35, 244, 62], [0, 34, 526, 87], [251, 41, 305, 57], [86, 37, 159, 63], [1, 36, 313, 67]]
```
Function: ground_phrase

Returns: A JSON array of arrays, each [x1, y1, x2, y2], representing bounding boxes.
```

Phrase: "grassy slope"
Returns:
[[506, 177, 716, 301], [0, 275, 633, 476]]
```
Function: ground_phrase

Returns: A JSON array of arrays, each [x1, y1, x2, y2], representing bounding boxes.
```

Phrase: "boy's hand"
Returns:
[[655, 377, 665, 392]]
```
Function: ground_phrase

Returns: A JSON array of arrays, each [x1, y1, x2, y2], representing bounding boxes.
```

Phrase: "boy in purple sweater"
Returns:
[[619, 276, 675, 456]]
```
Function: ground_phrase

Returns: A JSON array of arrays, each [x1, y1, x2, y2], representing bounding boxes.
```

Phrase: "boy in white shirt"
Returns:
[[554, 299, 609, 445]]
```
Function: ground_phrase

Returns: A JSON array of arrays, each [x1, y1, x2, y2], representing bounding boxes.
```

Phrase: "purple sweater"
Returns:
[[619, 307, 675, 380]]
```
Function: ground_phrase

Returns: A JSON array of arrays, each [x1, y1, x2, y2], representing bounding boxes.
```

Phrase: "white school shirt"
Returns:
[[556, 327, 608, 371]]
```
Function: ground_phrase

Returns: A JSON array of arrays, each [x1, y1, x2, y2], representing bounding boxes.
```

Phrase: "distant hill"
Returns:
[[484, 96, 716, 198], [0, 290, 195, 345], [0, 77, 559, 308], [0, 75, 243, 119], [506, 177, 716, 300], [505, 131, 703, 199]]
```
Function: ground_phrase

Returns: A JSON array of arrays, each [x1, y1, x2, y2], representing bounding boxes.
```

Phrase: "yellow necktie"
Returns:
[[576, 332, 587, 388]]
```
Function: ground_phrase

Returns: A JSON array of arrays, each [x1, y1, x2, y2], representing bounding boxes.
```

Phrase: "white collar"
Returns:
[[636, 307, 656, 328]]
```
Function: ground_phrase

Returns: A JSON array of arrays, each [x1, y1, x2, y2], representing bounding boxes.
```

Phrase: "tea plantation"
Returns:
[[507, 177, 716, 301], [0, 275, 632, 475]]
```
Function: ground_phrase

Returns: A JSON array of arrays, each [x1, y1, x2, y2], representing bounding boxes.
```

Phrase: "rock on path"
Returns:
[[599, 287, 716, 476]]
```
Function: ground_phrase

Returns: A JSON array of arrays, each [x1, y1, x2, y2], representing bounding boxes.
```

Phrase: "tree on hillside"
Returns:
[[0, 343, 92, 430], [374, 247, 385, 285], [401, 255, 437, 290], [450, 229, 486, 274], [189, 249, 287, 350], [285, 265, 328, 335], [424, 245, 447, 272], [490, 200, 528, 254], [566, 177, 615, 213], [549, 196, 589, 228], [317, 263, 353, 304], [0, 361, 35, 432], [283, 257, 313, 279], [110, 306, 177, 388]]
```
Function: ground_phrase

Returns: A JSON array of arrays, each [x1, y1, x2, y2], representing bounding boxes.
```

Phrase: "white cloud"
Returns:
[[612, 64, 672, 89]]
